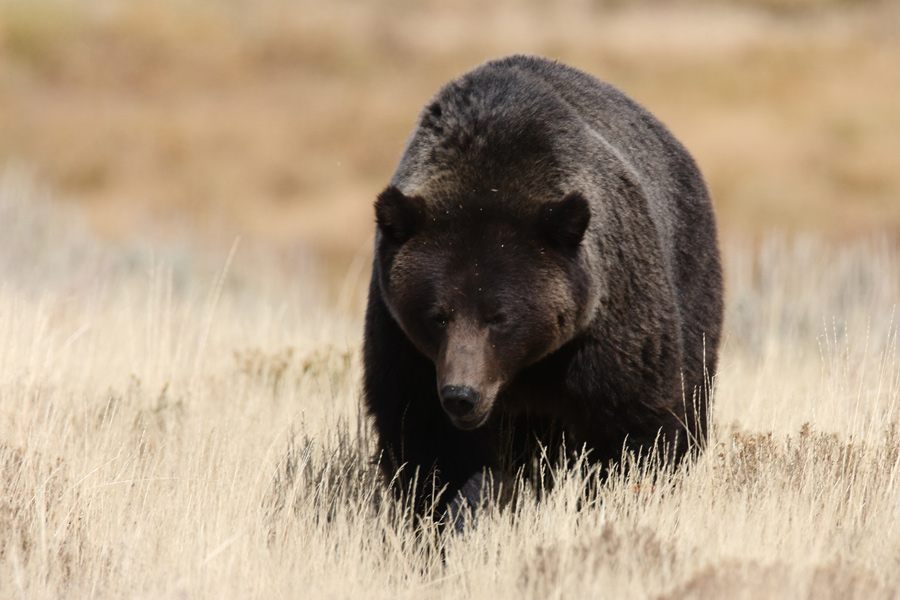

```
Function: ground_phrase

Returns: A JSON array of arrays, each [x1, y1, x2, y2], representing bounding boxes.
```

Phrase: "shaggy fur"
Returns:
[[363, 55, 723, 521]]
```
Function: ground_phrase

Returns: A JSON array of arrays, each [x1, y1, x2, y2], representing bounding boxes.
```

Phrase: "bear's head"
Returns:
[[374, 185, 595, 430]]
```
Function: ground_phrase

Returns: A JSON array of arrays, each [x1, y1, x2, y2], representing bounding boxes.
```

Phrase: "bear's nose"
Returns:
[[440, 385, 480, 418]]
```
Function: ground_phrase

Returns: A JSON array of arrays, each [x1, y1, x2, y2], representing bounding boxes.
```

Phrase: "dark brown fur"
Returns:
[[363, 55, 723, 521]]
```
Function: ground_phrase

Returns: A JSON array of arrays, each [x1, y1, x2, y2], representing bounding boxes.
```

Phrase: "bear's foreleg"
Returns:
[[363, 280, 498, 519], [445, 468, 510, 534]]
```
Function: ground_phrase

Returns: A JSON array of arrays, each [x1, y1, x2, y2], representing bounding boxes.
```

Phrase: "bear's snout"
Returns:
[[440, 384, 480, 419]]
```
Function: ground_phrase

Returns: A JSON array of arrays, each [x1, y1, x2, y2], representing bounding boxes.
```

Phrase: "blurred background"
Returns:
[[1, 0, 898, 292]]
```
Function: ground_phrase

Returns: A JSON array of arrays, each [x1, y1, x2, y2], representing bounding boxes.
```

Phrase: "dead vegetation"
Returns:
[[1, 1, 899, 596], [1, 165, 899, 598]]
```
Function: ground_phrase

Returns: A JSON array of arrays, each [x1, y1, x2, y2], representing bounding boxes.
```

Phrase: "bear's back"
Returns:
[[475, 56, 711, 261]]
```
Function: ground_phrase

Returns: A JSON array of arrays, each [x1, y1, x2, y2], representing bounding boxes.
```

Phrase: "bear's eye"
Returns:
[[486, 313, 507, 326], [430, 310, 449, 328]]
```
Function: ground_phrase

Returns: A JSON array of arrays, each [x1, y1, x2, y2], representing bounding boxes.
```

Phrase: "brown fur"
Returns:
[[363, 55, 723, 522]]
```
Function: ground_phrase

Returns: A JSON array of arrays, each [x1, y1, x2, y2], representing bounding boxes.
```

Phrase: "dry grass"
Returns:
[[1, 163, 899, 598], [1, 0, 900, 279], [2, 1, 899, 596]]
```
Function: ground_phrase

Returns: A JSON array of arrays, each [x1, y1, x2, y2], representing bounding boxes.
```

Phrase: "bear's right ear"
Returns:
[[375, 186, 425, 244]]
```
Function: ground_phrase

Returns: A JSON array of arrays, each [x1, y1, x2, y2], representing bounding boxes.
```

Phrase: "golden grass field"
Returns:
[[1, 0, 900, 598], [2, 168, 899, 598]]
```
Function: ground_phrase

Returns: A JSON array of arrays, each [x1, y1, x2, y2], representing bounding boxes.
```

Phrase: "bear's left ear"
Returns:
[[541, 192, 591, 250], [375, 186, 426, 244]]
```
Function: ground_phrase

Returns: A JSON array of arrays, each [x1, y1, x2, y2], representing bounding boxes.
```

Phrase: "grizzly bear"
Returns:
[[363, 55, 723, 526]]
